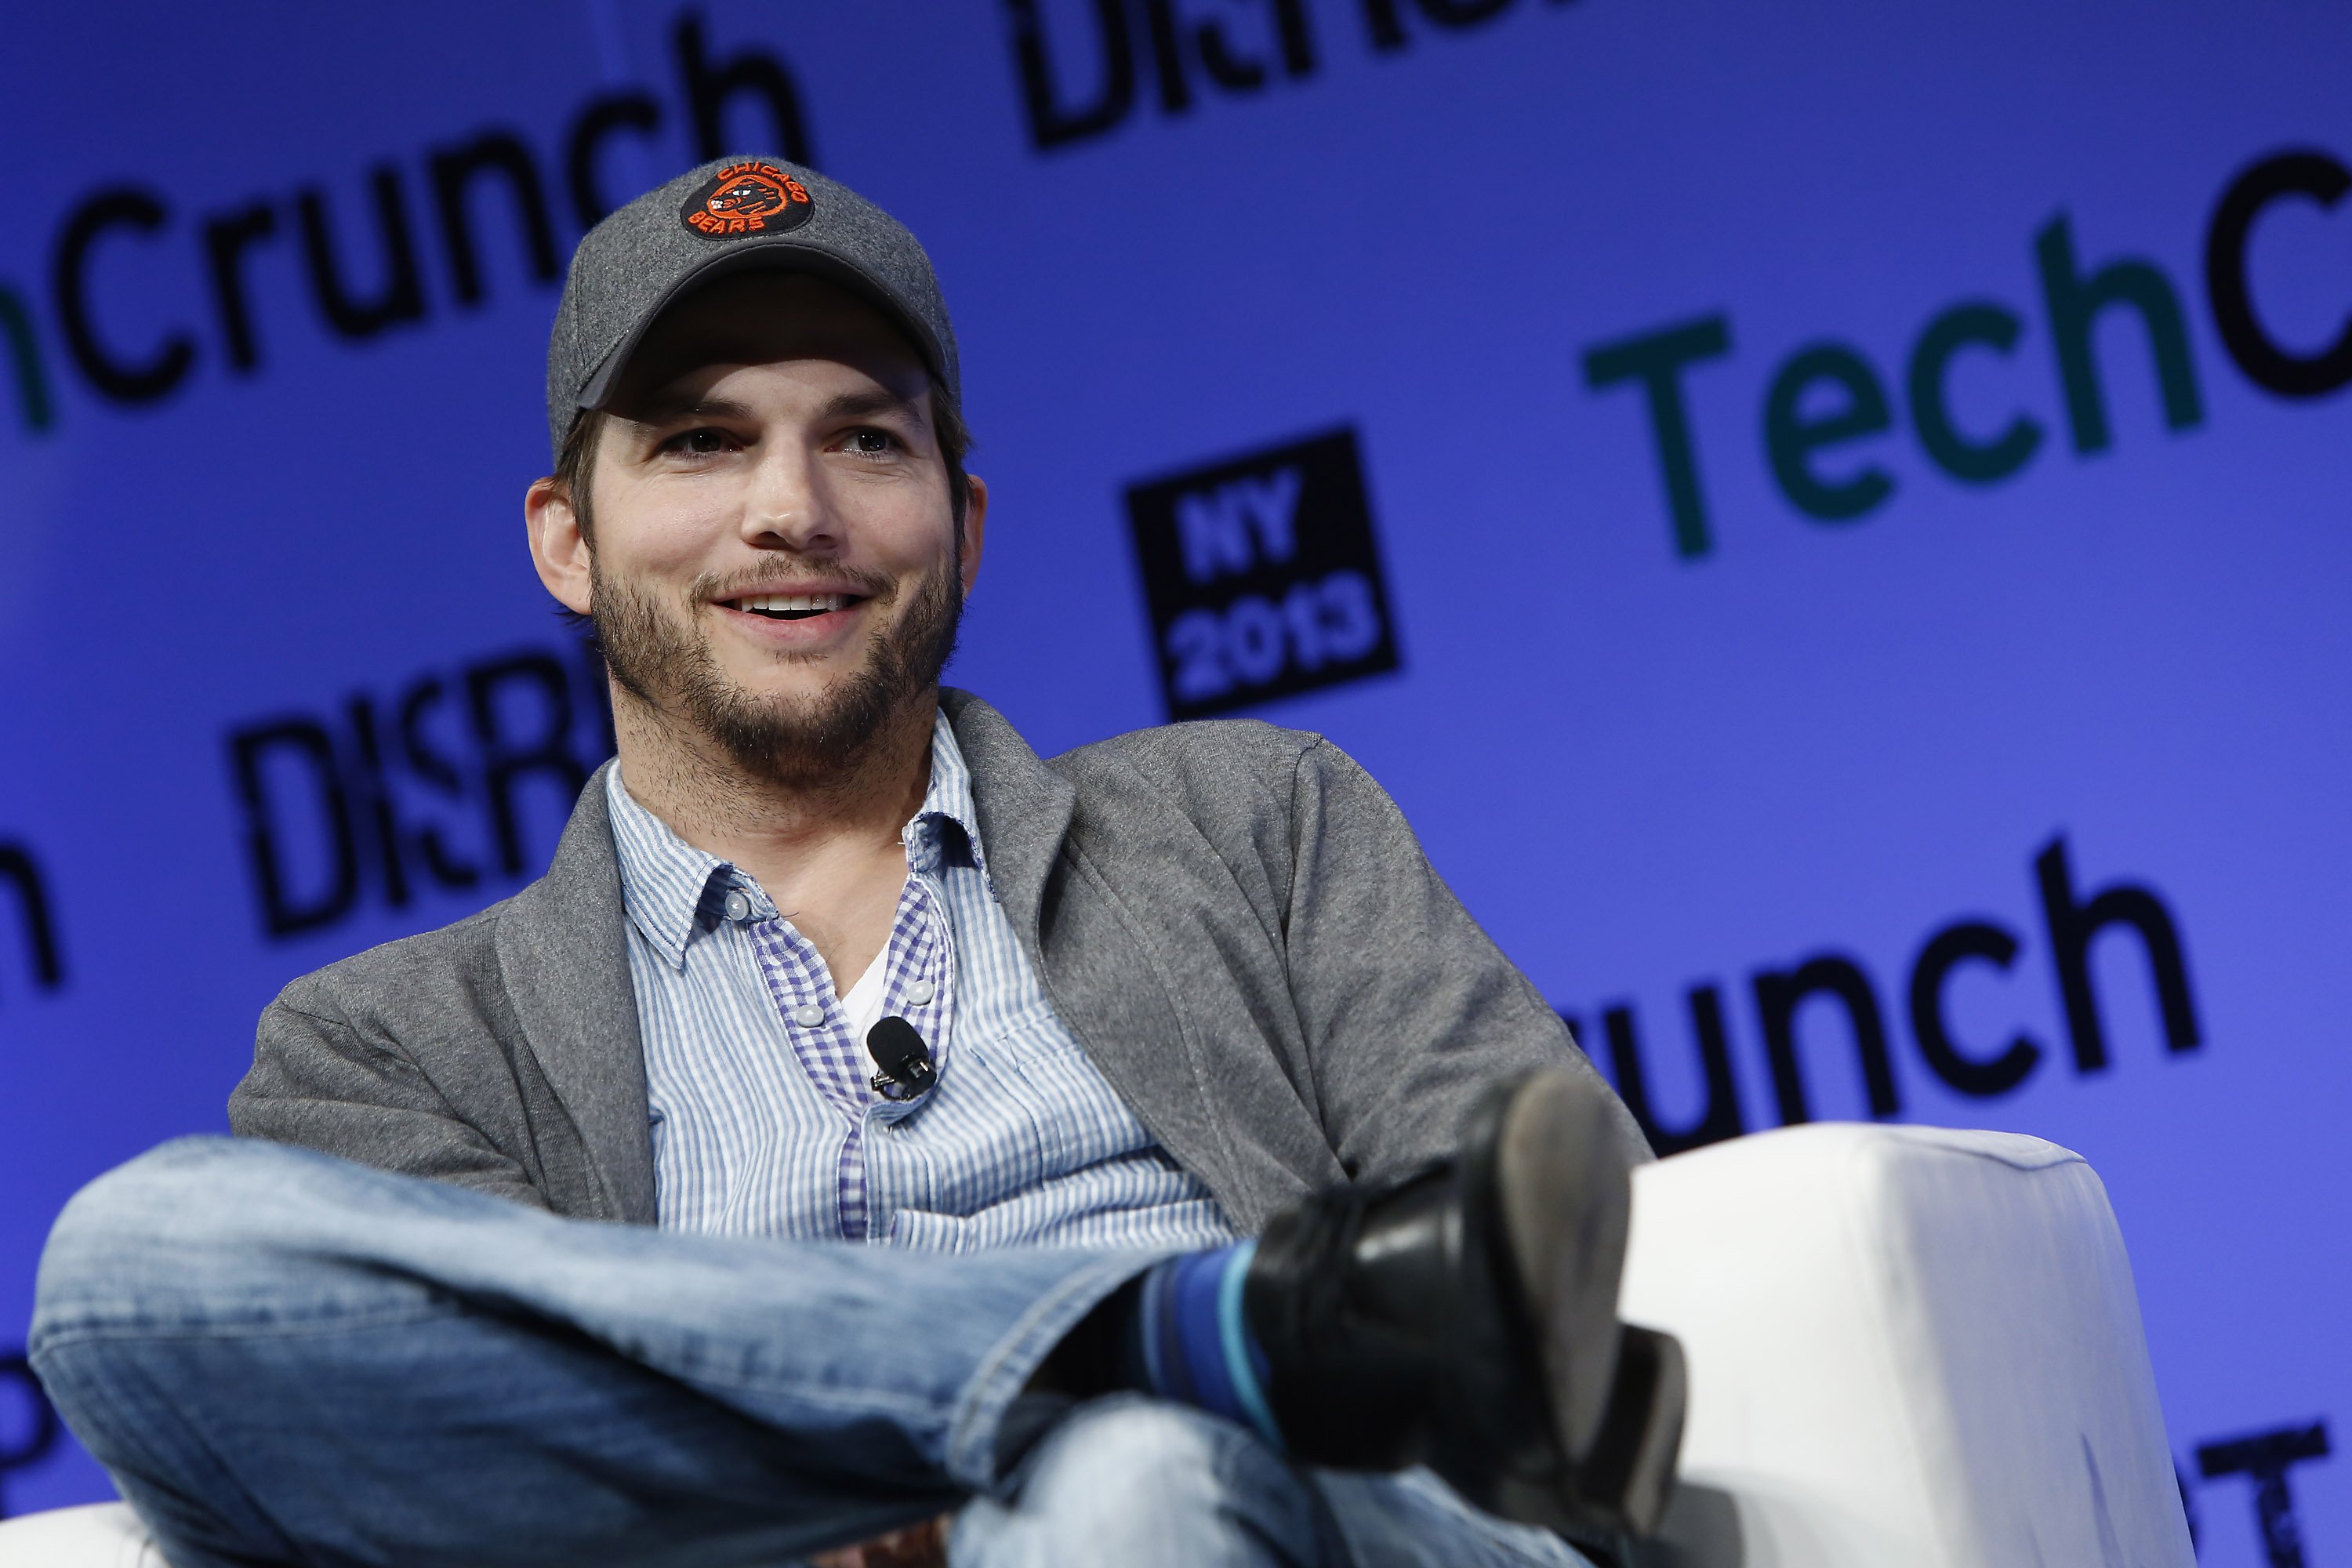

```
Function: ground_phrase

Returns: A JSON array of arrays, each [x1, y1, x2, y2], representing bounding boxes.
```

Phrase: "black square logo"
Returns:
[[1124, 426, 1401, 720]]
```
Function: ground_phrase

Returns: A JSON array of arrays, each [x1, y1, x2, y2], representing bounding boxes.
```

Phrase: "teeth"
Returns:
[[738, 593, 850, 613]]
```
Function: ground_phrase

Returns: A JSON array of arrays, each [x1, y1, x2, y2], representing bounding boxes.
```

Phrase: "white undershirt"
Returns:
[[840, 947, 890, 1055]]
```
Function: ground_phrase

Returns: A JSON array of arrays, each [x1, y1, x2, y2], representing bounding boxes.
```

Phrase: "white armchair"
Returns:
[[0, 1123, 2196, 1567], [1623, 1123, 2196, 1566], [0, 1501, 164, 1566]]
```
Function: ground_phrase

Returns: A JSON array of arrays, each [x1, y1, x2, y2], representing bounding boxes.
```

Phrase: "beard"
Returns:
[[590, 546, 964, 789]]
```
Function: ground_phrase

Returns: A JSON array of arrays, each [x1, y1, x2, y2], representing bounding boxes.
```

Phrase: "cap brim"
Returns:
[[575, 241, 954, 416]]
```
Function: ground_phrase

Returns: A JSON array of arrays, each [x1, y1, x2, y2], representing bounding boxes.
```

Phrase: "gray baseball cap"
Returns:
[[544, 154, 959, 462]]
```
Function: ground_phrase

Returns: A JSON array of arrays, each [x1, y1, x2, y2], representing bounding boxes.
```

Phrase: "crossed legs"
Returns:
[[31, 1138, 1584, 1568]]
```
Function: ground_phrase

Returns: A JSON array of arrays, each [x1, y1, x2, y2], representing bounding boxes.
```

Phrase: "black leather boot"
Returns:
[[1243, 1069, 1685, 1538]]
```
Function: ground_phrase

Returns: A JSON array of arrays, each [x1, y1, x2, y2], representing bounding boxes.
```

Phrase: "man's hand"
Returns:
[[811, 1515, 949, 1568]]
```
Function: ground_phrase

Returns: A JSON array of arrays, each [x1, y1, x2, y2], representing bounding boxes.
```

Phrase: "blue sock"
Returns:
[[1127, 1240, 1283, 1449]]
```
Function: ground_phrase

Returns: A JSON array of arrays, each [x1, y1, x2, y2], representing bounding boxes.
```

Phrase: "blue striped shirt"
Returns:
[[607, 713, 1237, 1252]]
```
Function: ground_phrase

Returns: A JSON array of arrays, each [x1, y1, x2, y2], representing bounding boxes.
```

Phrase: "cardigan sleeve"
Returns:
[[1277, 739, 1653, 1181], [230, 993, 551, 1211]]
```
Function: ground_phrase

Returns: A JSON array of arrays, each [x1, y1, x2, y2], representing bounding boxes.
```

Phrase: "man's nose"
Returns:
[[739, 443, 838, 552]]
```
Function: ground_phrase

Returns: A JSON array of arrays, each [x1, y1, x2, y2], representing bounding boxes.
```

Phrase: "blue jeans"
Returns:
[[30, 1138, 1590, 1568]]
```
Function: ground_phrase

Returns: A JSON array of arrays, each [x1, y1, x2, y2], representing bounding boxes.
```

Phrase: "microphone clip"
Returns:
[[866, 1014, 938, 1102]]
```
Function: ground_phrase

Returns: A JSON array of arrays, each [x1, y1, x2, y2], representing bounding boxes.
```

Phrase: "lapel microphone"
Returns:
[[866, 1016, 937, 1100]]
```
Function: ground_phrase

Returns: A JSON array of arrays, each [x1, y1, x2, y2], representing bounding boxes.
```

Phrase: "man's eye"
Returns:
[[668, 428, 731, 456], [848, 429, 895, 456]]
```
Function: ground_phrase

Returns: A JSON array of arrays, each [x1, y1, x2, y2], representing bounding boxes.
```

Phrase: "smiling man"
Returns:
[[31, 158, 1681, 1568]]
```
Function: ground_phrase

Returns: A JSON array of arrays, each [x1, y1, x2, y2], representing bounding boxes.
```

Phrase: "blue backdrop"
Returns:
[[1, 2, 2346, 1555]]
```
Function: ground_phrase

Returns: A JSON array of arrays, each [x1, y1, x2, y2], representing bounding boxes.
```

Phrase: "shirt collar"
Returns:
[[909, 709, 988, 880], [605, 708, 985, 971], [605, 767, 758, 973]]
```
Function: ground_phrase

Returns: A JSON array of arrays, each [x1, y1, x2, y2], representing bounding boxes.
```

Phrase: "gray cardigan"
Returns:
[[229, 691, 1645, 1232]]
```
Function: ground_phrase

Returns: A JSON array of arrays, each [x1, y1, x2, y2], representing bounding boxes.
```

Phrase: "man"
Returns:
[[30, 156, 1681, 1568]]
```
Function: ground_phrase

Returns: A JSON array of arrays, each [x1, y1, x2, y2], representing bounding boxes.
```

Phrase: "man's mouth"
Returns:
[[726, 593, 865, 622]]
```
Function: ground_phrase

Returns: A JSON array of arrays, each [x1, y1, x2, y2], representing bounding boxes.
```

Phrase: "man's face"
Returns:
[[569, 272, 981, 785]]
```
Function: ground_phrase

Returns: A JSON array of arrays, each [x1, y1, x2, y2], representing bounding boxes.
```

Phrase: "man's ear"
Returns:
[[525, 477, 594, 615], [959, 475, 989, 597]]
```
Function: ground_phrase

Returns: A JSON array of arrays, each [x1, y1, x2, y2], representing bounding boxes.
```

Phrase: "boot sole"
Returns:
[[1578, 1323, 1688, 1536], [1493, 1069, 1635, 1467], [1475, 1069, 1685, 1537]]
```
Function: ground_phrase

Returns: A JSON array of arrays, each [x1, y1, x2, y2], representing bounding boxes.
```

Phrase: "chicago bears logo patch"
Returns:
[[680, 162, 815, 238]]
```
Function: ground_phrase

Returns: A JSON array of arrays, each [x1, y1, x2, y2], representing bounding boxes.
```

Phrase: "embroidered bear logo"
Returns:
[[680, 162, 815, 238]]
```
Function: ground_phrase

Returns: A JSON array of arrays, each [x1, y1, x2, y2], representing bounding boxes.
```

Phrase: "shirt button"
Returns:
[[906, 979, 937, 1005], [722, 890, 752, 923], [790, 1002, 825, 1028]]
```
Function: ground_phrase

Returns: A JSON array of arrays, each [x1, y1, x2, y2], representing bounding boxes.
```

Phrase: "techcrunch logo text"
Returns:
[[0, 1350, 61, 1520], [1582, 147, 2352, 560], [0, 9, 806, 440], [2188, 1420, 2333, 1567], [1565, 833, 2200, 1155], [0, 843, 65, 1012]]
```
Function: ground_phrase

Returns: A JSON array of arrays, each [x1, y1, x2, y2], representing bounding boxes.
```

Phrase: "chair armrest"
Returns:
[[0, 1501, 167, 1567], [1618, 1123, 2194, 1568]]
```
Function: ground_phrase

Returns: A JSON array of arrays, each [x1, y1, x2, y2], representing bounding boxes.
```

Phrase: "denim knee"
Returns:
[[953, 1393, 1332, 1568], [28, 1135, 387, 1349], [34, 1140, 244, 1314]]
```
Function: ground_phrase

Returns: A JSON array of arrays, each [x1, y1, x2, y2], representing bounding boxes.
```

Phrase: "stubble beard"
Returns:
[[590, 547, 964, 792]]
